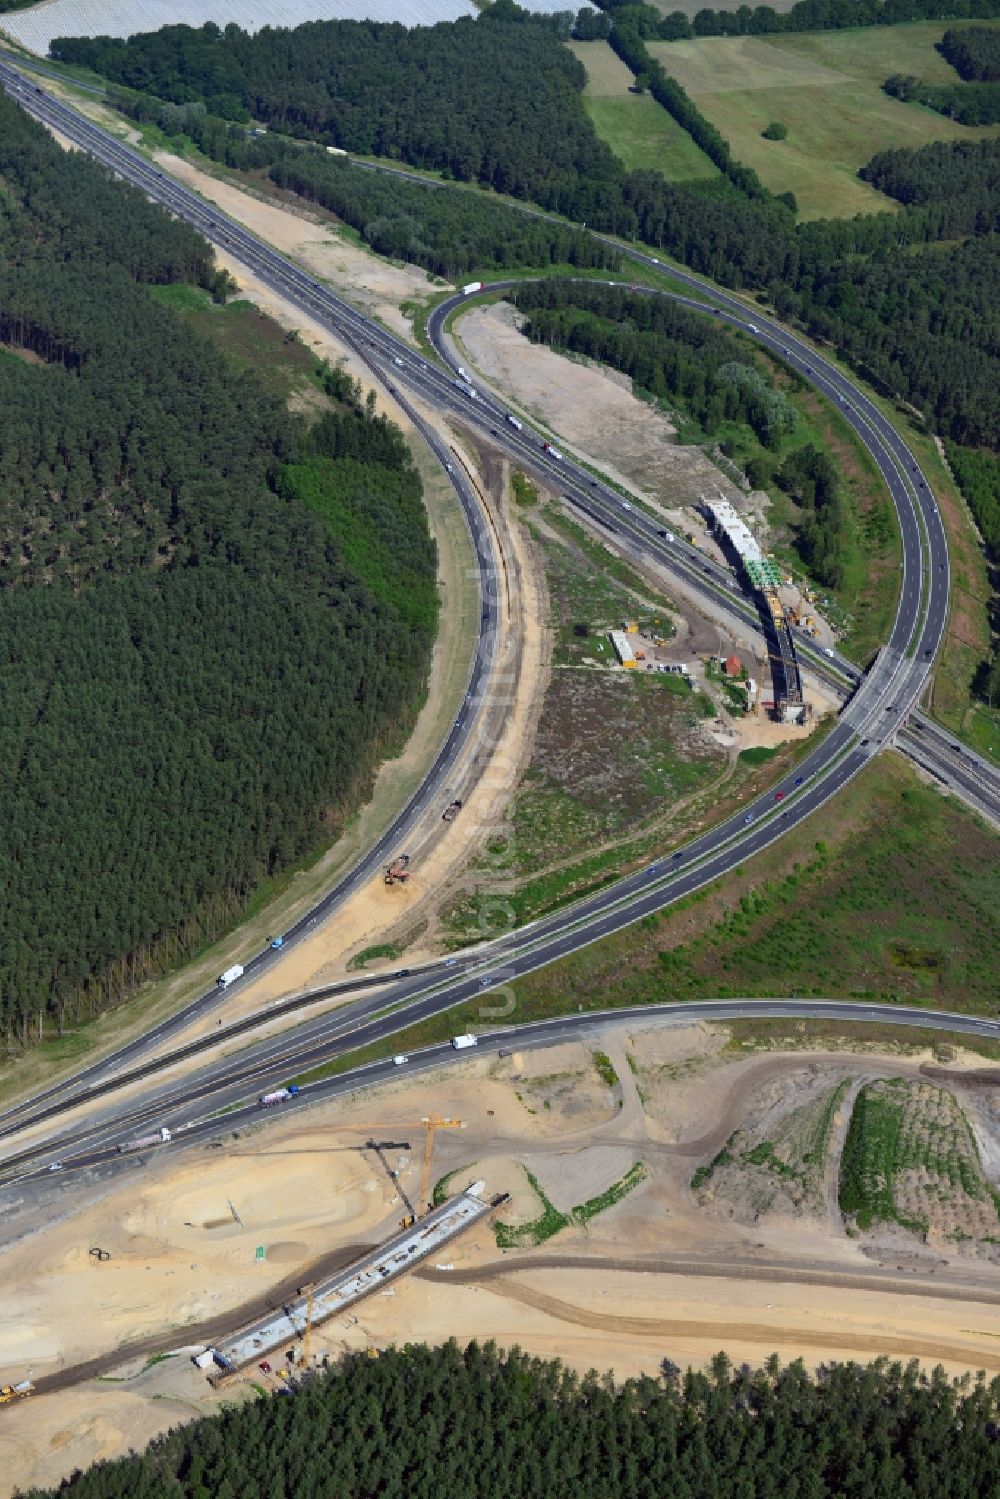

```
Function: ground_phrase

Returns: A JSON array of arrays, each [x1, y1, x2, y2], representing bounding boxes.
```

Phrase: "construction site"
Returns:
[[6, 1020, 1000, 1493], [703, 497, 808, 725]]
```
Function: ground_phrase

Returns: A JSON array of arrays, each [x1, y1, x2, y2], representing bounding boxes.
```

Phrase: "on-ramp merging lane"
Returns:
[[0, 63, 983, 1173]]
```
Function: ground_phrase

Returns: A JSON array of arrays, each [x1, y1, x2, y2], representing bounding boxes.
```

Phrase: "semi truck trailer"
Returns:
[[259, 1085, 301, 1107], [118, 1127, 172, 1154]]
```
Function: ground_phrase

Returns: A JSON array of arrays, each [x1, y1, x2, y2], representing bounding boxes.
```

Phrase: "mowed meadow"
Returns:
[[647, 21, 1000, 218], [568, 39, 719, 182]]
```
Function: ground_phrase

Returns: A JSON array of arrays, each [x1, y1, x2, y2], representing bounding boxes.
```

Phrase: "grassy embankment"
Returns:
[[295, 753, 1000, 1088], [647, 23, 1000, 220]]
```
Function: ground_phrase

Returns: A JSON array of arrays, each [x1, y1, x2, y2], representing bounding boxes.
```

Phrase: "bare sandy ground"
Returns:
[[457, 302, 747, 510], [5, 1025, 1000, 1492], [155, 151, 437, 339]]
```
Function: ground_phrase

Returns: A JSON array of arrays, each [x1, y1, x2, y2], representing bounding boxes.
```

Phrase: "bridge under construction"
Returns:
[[705, 497, 806, 723], [201, 1182, 503, 1377]]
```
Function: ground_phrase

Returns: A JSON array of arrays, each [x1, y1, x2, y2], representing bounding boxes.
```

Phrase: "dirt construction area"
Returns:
[[6, 1020, 1000, 1493], [456, 301, 752, 515]]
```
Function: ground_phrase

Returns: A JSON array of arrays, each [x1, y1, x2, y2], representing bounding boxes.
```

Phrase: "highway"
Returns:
[[0, 61, 986, 1174], [4, 998, 998, 1187]]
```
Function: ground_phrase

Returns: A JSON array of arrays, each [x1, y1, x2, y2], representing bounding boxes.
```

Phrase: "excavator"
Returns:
[[384, 854, 411, 886]]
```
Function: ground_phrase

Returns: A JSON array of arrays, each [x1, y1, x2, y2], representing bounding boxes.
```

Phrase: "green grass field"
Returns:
[[647, 23, 1000, 218], [569, 40, 720, 182]]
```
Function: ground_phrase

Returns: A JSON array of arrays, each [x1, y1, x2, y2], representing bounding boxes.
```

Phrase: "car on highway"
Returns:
[[774, 791, 786, 801], [621, 501, 633, 512], [743, 814, 754, 825], [47, 1162, 63, 1173], [395, 969, 411, 978], [270, 935, 284, 950], [794, 776, 804, 785], [672, 851, 683, 861]]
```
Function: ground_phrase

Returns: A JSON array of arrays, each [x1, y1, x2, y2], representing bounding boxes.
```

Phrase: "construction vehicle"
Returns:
[[442, 799, 462, 823], [0, 1382, 33, 1404], [420, 1115, 464, 1214], [384, 854, 411, 886]]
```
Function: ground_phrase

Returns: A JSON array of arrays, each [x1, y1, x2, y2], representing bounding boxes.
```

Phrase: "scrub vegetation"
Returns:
[[839, 1077, 1000, 1239]]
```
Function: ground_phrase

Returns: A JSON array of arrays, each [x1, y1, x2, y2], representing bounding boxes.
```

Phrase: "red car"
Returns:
[[774, 791, 786, 801], [259, 1362, 272, 1375]]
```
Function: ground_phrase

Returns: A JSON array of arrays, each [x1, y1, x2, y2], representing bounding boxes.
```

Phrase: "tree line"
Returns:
[[940, 23, 1000, 78], [18, 1341, 1000, 1498], [0, 96, 436, 1049], [860, 135, 1000, 203], [883, 71, 1000, 124], [589, 0, 1000, 42], [104, 91, 619, 278], [883, 24, 1000, 122]]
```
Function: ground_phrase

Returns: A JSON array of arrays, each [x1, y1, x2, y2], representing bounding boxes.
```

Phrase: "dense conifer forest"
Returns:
[[18, 1342, 1000, 1498], [0, 96, 436, 1046], [53, 6, 1000, 695]]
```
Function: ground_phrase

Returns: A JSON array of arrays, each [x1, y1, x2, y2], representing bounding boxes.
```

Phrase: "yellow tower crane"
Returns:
[[420, 1116, 463, 1215]]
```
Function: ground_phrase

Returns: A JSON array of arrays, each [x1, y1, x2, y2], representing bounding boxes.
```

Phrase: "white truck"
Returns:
[[218, 964, 244, 988], [462, 281, 485, 296], [453, 379, 477, 400], [393, 1054, 408, 1066], [118, 1127, 172, 1155], [451, 1034, 478, 1050], [505, 414, 523, 431], [259, 1085, 301, 1107]]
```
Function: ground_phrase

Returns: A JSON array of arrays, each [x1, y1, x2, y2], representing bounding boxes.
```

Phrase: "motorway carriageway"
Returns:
[[0, 62, 979, 1168], [5, 998, 1000, 1187]]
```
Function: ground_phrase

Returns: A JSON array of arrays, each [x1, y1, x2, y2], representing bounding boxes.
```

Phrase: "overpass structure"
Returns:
[[0, 61, 997, 1178], [207, 1182, 496, 1375], [704, 496, 805, 721]]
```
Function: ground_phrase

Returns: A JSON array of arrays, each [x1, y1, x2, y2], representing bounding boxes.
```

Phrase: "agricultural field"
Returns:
[[839, 1078, 1000, 1248], [693, 1071, 851, 1221], [568, 39, 719, 182], [647, 23, 1000, 218], [0, 0, 571, 56]]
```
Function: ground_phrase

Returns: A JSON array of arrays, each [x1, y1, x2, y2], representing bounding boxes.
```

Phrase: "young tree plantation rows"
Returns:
[[18, 1341, 1000, 1498], [0, 97, 437, 1047]]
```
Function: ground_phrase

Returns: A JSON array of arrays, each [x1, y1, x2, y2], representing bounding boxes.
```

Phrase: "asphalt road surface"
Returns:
[[0, 63, 986, 1177]]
